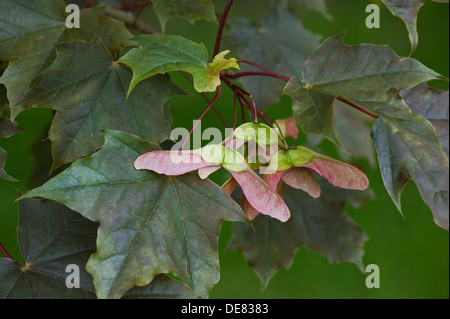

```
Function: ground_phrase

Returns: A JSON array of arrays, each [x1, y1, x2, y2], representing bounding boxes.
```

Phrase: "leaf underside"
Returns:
[[372, 116, 449, 230], [119, 35, 239, 95], [0, 197, 98, 299], [402, 83, 449, 158]]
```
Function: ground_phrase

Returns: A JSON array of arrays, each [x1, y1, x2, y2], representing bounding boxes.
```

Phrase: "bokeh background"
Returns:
[[1, 0, 448, 298]]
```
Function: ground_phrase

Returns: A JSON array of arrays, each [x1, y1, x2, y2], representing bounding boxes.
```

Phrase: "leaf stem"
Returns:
[[0, 242, 13, 260], [181, 86, 223, 150], [337, 97, 380, 119], [220, 72, 286, 145], [214, 0, 235, 57], [226, 71, 286, 80], [222, 74, 260, 124], [237, 60, 290, 82], [239, 95, 247, 123]]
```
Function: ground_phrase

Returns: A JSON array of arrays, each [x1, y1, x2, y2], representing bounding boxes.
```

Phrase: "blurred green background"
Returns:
[[1, 0, 448, 298]]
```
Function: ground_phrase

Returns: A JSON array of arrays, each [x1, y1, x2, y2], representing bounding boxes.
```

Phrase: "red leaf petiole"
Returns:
[[214, 0, 235, 57], [237, 60, 291, 82], [0, 242, 13, 260]]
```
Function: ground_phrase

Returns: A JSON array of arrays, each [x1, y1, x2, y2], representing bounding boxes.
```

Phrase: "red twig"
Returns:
[[238, 92, 256, 123], [214, 0, 235, 57], [0, 242, 13, 260], [238, 95, 247, 123], [337, 97, 380, 119], [222, 74, 258, 123], [232, 91, 238, 130], [260, 113, 288, 147], [237, 60, 290, 82], [227, 71, 286, 80]]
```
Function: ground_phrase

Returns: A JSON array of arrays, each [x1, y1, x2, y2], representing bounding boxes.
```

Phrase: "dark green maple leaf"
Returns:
[[152, 0, 218, 33], [119, 34, 239, 96], [0, 197, 199, 299], [283, 33, 445, 146], [0, 197, 98, 298], [402, 83, 449, 158], [382, 0, 448, 54], [229, 182, 372, 288], [0, 1, 133, 116], [19, 39, 183, 169], [223, 5, 320, 109], [372, 115, 449, 230], [22, 130, 247, 299]]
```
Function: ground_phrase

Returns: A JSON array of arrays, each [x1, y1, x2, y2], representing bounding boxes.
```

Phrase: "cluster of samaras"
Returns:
[[134, 119, 369, 222]]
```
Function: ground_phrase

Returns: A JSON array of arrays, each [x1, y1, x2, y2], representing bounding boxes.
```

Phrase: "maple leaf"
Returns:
[[22, 130, 247, 298], [152, 0, 218, 33], [118, 35, 239, 96], [19, 39, 183, 169], [283, 33, 445, 146], [382, 0, 448, 54], [372, 115, 449, 230], [0, 197, 199, 299], [0, 2, 133, 117], [402, 83, 449, 159]]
